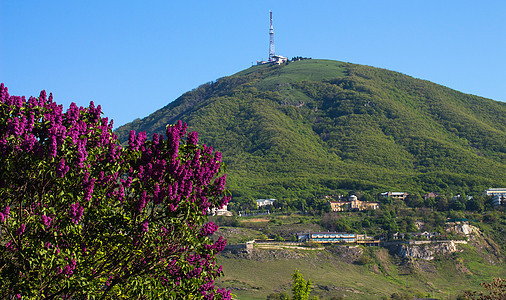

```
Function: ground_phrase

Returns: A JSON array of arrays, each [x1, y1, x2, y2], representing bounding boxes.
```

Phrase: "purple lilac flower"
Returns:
[[76, 138, 88, 168], [69, 203, 84, 224], [217, 288, 232, 300], [56, 158, 69, 177], [22, 133, 37, 152], [137, 191, 147, 212], [138, 165, 144, 179], [135, 131, 146, 151], [200, 222, 218, 237], [116, 185, 125, 203], [183, 180, 193, 198], [19, 115, 27, 135], [27, 112, 35, 130], [66, 102, 80, 123], [125, 176, 132, 188], [49, 135, 57, 157], [187, 131, 198, 145], [152, 133, 159, 146], [7, 117, 19, 136], [0, 83, 9, 102], [206, 236, 227, 252], [63, 258, 77, 275], [108, 144, 117, 162], [220, 195, 231, 208], [128, 130, 136, 150], [41, 214, 52, 229], [153, 183, 161, 204], [27, 96, 37, 107], [199, 282, 215, 297], [88, 101, 101, 121], [83, 178, 95, 202], [142, 220, 149, 233], [106, 275, 113, 287], [11, 96, 23, 108], [214, 151, 222, 162], [181, 121, 187, 137], [16, 224, 26, 235], [77, 120, 87, 135], [199, 196, 211, 212], [213, 174, 227, 193], [0, 207, 9, 222]]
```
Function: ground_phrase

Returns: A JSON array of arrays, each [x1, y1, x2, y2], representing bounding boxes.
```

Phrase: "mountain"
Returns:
[[115, 59, 506, 201]]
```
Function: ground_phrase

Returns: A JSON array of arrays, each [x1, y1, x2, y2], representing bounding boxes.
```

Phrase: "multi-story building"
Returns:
[[256, 198, 276, 207], [329, 195, 379, 212], [381, 191, 409, 201], [483, 188, 506, 197], [295, 232, 379, 245], [483, 188, 506, 206], [209, 204, 233, 216]]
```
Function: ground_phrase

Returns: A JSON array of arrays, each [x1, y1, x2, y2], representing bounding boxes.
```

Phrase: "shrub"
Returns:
[[0, 84, 231, 299]]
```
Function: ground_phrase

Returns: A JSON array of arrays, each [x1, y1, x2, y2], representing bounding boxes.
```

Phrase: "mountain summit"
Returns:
[[115, 59, 506, 200]]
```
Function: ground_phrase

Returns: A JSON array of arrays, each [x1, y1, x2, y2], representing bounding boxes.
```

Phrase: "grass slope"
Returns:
[[215, 218, 505, 300], [115, 59, 506, 201]]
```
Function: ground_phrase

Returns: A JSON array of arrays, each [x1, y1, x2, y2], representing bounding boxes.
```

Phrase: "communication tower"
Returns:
[[268, 11, 275, 62]]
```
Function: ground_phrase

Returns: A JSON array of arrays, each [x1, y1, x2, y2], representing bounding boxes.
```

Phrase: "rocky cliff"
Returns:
[[395, 241, 459, 260]]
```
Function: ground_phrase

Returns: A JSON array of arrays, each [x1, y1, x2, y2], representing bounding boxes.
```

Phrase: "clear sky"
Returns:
[[2, 0, 505, 128]]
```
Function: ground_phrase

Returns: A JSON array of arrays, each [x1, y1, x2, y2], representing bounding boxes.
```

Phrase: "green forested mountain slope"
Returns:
[[115, 59, 506, 201]]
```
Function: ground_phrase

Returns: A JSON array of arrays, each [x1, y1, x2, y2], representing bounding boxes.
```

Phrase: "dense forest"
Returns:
[[115, 59, 506, 204]]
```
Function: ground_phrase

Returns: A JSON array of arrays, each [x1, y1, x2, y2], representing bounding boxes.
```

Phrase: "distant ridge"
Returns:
[[116, 59, 506, 201]]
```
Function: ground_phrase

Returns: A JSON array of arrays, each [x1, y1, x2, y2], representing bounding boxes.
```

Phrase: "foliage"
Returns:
[[464, 278, 506, 299], [0, 84, 230, 299], [291, 269, 318, 300], [115, 59, 506, 204]]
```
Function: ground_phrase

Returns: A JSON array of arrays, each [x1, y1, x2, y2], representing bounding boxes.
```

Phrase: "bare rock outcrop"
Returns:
[[396, 242, 458, 260]]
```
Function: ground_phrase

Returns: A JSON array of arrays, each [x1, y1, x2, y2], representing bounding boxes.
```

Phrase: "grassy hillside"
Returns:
[[213, 213, 506, 299], [217, 245, 505, 300], [115, 59, 506, 201]]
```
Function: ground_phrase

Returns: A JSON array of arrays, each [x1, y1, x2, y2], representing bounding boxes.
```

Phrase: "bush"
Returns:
[[355, 254, 372, 265], [0, 84, 231, 299]]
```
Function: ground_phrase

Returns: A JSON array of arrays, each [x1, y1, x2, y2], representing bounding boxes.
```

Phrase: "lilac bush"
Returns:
[[0, 83, 231, 299]]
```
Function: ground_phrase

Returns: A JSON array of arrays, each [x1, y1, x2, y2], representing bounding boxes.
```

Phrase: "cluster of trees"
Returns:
[[115, 60, 506, 205], [0, 84, 231, 299], [320, 195, 505, 243], [220, 189, 504, 245], [403, 193, 489, 212], [228, 190, 497, 217]]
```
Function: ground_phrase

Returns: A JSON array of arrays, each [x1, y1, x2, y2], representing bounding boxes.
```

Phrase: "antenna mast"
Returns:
[[268, 11, 275, 62]]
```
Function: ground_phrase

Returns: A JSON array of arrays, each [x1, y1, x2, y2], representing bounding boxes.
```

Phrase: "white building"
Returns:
[[271, 55, 288, 65], [256, 198, 276, 207], [483, 188, 506, 206], [381, 192, 408, 201], [483, 188, 506, 197], [491, 195, 503, 206], [209, 204, 233, 216]]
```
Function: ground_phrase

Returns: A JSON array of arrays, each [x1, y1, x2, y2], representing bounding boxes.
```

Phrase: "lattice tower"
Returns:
[[268, 11, 275, 62]]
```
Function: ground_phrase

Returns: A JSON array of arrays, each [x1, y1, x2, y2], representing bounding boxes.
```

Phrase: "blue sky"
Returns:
[[2, 1, 505, 128]]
